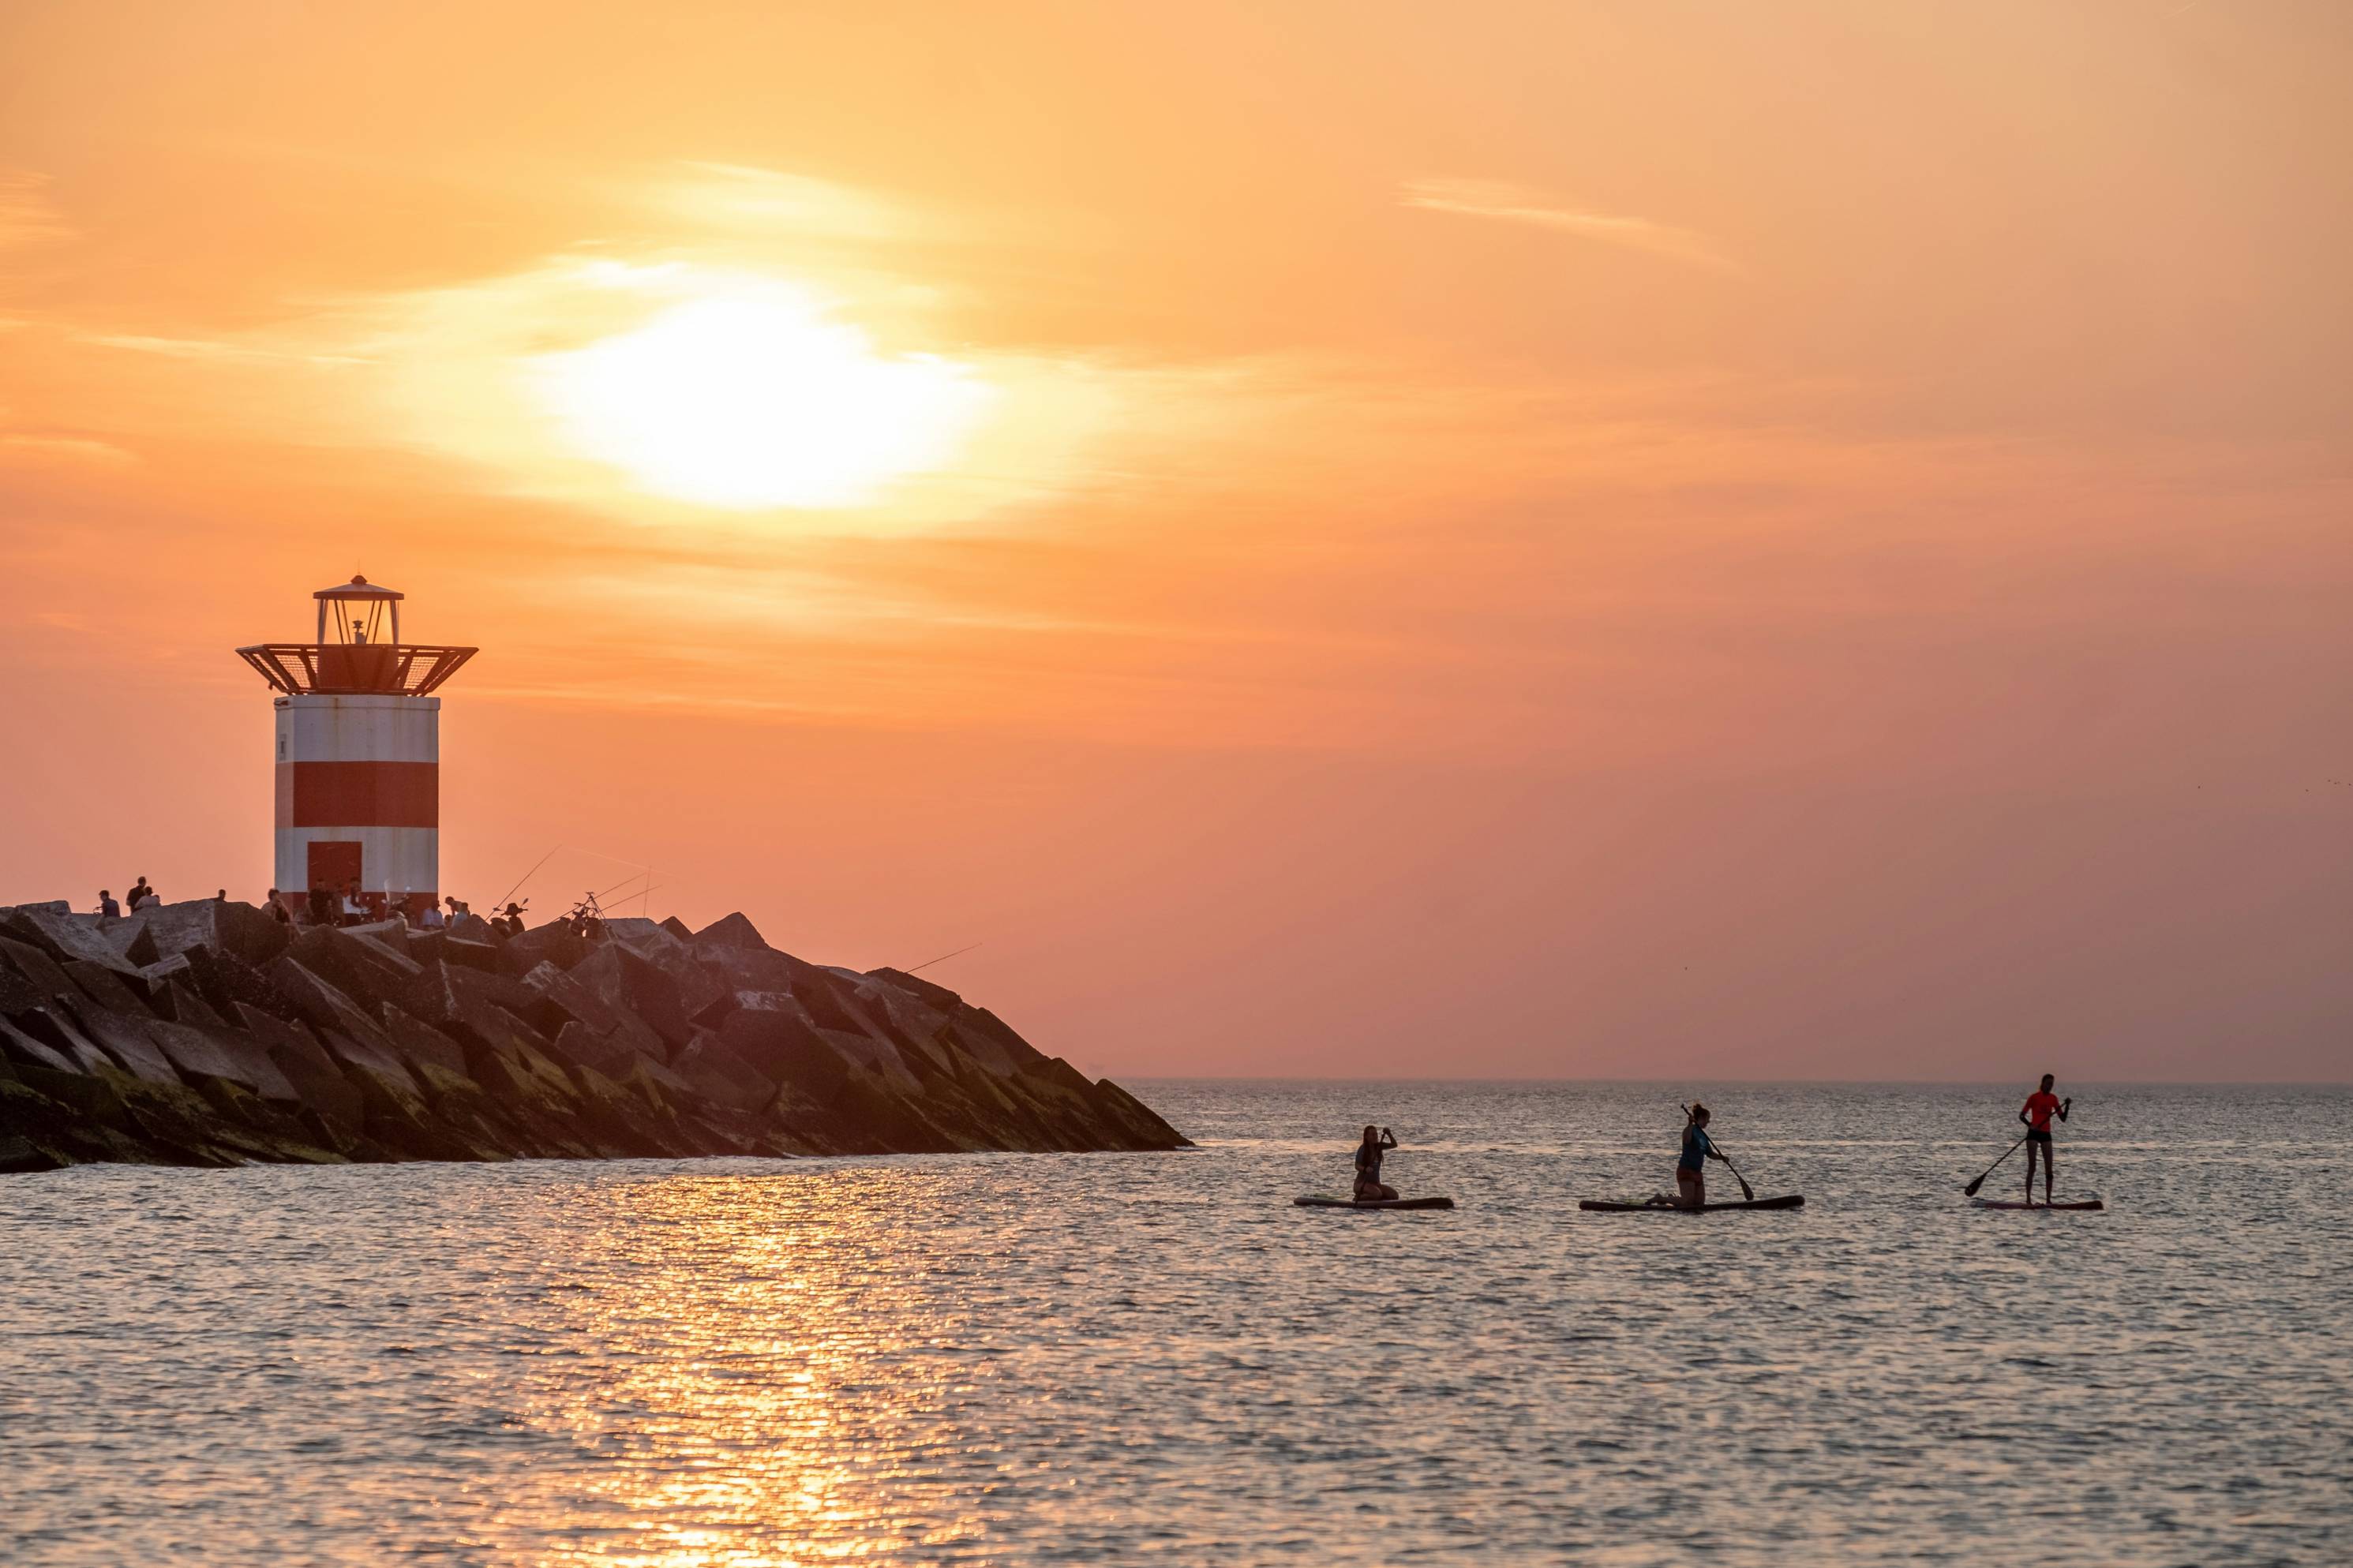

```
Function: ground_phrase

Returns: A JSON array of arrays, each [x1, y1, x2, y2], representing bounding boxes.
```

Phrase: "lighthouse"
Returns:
[[235, 577, 477, 919]]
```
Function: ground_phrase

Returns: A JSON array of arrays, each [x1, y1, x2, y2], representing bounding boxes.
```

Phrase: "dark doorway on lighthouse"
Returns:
[[308, 840, 363, 892]]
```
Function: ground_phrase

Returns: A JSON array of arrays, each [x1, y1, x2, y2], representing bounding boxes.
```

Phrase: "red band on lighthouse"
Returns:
[[282, 761, 440, 828]]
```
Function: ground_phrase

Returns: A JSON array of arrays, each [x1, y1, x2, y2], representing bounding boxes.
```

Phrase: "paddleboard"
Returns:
[[1294, 1195, 1456, 1211], [1578, 1195, 1804, 1212], [1969, 1196, 2104, 1211]]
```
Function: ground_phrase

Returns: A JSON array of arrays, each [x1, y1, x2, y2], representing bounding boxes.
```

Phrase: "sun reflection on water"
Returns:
[[512, 1169, 995, 1566]]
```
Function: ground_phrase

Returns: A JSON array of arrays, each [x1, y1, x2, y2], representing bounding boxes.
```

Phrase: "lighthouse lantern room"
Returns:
[[236, 576, 477, 919]]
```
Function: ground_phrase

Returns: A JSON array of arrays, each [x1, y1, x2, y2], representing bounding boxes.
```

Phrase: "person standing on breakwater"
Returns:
[[418, 900, 445, 930], [96, 889, 121, 919], [127, 877, 156, 912], [2020, 1074, 2071, 1206], [307, 884, 333, 926], [265, 889, 293, 926], [1353, 1125, 1399, 1201]]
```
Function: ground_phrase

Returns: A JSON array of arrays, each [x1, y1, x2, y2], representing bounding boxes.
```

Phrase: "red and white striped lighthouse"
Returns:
[[236, 577, 476, 919]]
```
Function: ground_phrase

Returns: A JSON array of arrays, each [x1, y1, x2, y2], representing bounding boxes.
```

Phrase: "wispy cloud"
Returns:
[[0, 431, 137, 466], [0, 171, 73, 252], [88, 333, 372, 367], [1400, 178, 1739, 275], [654, 163, 910, 240]]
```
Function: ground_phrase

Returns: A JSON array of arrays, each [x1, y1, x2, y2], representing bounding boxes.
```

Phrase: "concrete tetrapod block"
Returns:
[[600, 917, 688, 960], [142, 1016, 302, 1103], [543, 1020, 658, 1083], [568, 944, 695, 1053], [815, 1027, 924, 1098], [9, 1005, 124, 1077], [440, 935, 504, 975], [0, 934, 81, 1005], [0, 956, 47, 1016], [713, 998, 852, 1098], [101, 918, 164, 968], [59, 1005, 187, 1087], [170, 943, 288, 1026], [313, 1028, 426, 1110], [271, 956, 404, 1058], [135, 899, 293, 970], [162, 979, 230, 1030], [234, 1005, 365, 1130], [62, 960, 152, 1016], [290, 925, 422, 1015], [0, 1016, 82, 1077], [646, 952, 731, 1031], [520, 962, 668, 1061], [691, 911, 768, 950], [864, 966, 967, 1016], [344, 919, 413, 962], [498, 922, 586, 977], [377, 1004, 471, 1080], [670, 1030, 779, 1113], [1, 906, 147, 978]]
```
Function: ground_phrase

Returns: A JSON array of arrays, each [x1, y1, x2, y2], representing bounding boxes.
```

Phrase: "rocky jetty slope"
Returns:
[[0, 901, 1185, 1171]]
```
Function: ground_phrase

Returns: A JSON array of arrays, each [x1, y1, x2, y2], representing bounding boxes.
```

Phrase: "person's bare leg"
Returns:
[[2024, 1142, 2040, 1205], [2043, 1144, 2055, 1206]]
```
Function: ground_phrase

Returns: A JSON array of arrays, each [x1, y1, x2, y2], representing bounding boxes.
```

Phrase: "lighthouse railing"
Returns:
[[235, 642, 478, 697]]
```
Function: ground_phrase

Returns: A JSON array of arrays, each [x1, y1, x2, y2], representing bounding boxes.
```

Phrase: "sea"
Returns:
[[3, 1080, 2347, 1566]]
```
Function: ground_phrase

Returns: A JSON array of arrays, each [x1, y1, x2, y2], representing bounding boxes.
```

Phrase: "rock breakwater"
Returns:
[[0, 900, 1185, 1171]]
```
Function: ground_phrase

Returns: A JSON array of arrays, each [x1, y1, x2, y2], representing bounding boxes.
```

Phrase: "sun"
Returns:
[[532, 283, 990, 510]]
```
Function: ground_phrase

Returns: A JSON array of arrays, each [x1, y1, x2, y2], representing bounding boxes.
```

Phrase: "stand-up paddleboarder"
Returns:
[[1673, 1103, 1733, 1208], [1353, 1125, 1399, 1201], [2019, 1074, 2071, 1206]]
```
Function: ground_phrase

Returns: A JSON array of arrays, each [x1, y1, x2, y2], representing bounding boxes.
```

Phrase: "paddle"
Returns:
[[1681, 1103, 1754, 1203], [1963, 1132, 2030, 1197]]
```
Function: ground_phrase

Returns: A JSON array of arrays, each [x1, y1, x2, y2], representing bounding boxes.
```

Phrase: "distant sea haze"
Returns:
[[6, 1080, 2345, 1565]]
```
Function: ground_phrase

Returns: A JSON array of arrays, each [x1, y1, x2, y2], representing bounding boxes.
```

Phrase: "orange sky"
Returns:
[[2, 1, 2347, 1080]]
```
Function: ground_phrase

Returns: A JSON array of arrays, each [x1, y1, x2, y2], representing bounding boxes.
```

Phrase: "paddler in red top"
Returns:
[[2018, 1073, 2072, 1206]]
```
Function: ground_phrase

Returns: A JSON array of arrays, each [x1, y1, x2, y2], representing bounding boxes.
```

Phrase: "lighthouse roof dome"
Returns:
[[313, 574, 403, 602]]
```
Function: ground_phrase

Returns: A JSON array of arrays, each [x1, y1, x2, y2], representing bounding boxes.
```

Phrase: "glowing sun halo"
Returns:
[[534, 286, 989, 510]]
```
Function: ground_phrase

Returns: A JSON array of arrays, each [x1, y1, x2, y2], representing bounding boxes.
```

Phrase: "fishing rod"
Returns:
[[906, 941, 985, 975], [493, 845, 563, 911], [498, 847, 656, 917]]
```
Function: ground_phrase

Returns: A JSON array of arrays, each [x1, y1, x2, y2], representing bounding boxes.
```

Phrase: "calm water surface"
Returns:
[[3, 1081, 2348, 1566]]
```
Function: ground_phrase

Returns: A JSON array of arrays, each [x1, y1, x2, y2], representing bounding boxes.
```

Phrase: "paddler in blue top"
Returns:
[[1674, 1103, 1732, 1208], [1353, 1125, 1399, 1201]]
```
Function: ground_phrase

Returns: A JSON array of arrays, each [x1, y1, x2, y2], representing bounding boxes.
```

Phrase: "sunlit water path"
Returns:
[[5, 1081, 2347, 1566]]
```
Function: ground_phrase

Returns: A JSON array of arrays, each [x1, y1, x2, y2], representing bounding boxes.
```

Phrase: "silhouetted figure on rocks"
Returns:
[[340, 881, 367, 926], [127, 877, 155, 913], [265, 889, 293, 925], [96, 889, 121, 919], [1354, 1125, 1399, 1201], [498, 902, 530, 937], [307, 884, 333, 926], [418, 900, 445, 930]]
